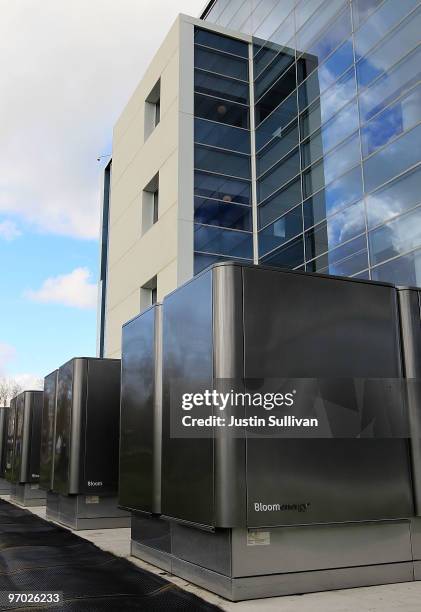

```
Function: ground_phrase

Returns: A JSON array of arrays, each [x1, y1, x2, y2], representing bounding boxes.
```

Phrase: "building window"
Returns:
[[142, 173, 159, 234], [140, 276, 157, 312], [144, 79, 161, 140], [153, 188, 159, 224]]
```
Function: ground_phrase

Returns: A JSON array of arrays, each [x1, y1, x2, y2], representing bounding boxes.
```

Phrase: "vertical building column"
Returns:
[[248, 41, 259, 265], [97, 160, 112, 358], [177, 18, 195, 285]]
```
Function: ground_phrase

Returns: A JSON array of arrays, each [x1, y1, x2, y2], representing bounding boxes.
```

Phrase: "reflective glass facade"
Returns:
[[193, 29, 253, 274], [199, 0, 421, 285]]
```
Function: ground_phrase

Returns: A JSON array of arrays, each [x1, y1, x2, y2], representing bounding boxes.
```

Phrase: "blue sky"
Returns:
[[0, 231, 99, 378], [0, 0, 201, 387]]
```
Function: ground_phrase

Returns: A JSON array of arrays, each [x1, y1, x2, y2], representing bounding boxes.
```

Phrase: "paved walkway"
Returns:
[[5, 497, 421, 612]]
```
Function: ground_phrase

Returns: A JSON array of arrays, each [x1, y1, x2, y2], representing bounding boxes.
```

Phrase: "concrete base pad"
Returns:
[[131, 540, 413, 601], [130, 514, 421, 601], [0, 478, 10, 494], [46, 491, 130, 530], [10, 483, 46, 507]]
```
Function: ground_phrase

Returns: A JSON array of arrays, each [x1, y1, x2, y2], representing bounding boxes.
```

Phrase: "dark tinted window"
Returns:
[[194, 224, 253, 259], [194, 170, 251, 205], [195, 93, 249, 128], [195, 145, 250, 179], [194, 118, 250, 154], [260, 236, 304, 268], [255, 64, 296, 125], [259, 205, 303, 256], [194, 197, 252, 230], [195, 46, 249, 80], [258, 177, 302, 228], [195, 69, 249, 104], [195, 28, 249, 57]]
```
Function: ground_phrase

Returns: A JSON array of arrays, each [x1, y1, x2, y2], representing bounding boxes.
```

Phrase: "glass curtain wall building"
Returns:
[[193, 30, 254, 273], [198, 0, 421, 284]]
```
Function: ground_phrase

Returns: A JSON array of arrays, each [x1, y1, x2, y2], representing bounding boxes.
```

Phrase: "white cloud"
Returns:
[[13, 373, 44, 391], [0, 342, 16, 375], [0, 220, 21, 241], [25, 267, 97, 309], [0, 0, 202, 240]]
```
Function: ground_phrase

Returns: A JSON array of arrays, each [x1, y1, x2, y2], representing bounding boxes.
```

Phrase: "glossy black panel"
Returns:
[[242, 266, 412, 526], [28, 392, 43, 484], [53, 361, 73, 494], [84, 359, 120, 495], [0, 407, 7, 477], [120, 307, 159, 513], [161, 271, 214, 525], [40, 370, 58, 490], [12, 393, 25, 483], [4, 398, 16, 482], [53, 358, 120, 496], [9, 391, 43, 485]]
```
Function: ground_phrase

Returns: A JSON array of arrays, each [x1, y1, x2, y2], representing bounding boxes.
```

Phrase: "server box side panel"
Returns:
[[213, 264, 247, 527], [40, 371, 58, 490], [161, 270, 215, 526], [0, 408, 6, 476], [398, 288, 421, 516], [28, 391, 43, 484], [242, 268, 413, 526], [82, 358, 120, 496], [20, 392, 32, 483], [4, 399, 16, 482], [53, 361, 74, 494], [153, 305, 163, 514], [69, 359, 87, 495], [120, 310, 155, 512], [13, 393, 25, 484]]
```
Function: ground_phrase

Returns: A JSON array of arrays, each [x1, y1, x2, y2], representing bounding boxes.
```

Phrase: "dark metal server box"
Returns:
[[4, 397, 17, 483], [12, 391, 43, 485], [0, 406, 10, 492], [53, 357, 121, 496], [161, 263, 413, 529], [0, 407, 7, 476], [40, 370, 58, 491], [129, 263, 421, 599], [7, 391, 45, 506], [120, 304, 162, 514]]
